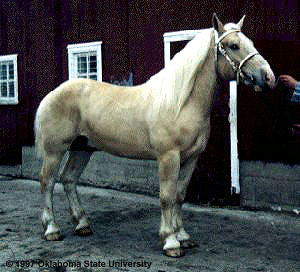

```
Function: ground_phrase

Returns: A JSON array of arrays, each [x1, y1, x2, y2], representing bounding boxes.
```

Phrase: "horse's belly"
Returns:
[[82, 122, 155, 159], [90, 138, 155, 159]]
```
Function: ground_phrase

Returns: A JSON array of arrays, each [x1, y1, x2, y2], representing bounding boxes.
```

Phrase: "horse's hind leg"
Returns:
[[60, 144, 93, 236], [41, 151, 64, 241]]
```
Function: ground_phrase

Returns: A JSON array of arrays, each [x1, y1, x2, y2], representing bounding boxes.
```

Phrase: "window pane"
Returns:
[[0, 64, 7, 80], [89, 74, 97, 81], [77, 55, 87, 74], [78, 75, 87, 79], [9, 63, 14, 80], [89, 55, 97, 73], [9, 82, 14, 97], [1, 82, 7, 97]]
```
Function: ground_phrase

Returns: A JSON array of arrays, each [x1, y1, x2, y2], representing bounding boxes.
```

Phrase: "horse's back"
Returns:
[[37, 79, 127, 122]]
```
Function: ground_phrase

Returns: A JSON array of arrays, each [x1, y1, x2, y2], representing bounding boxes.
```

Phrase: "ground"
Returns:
[[0, 178, 299, 272]]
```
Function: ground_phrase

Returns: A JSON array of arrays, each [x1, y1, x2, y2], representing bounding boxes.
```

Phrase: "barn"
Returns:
[[0, 0, 299, 209]]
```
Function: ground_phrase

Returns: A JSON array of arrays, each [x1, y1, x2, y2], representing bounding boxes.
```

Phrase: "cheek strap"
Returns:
[[237, 51, 259, 84]]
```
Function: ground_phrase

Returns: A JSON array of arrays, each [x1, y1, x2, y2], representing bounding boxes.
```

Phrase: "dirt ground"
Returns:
[[0, 178, 299, 272]]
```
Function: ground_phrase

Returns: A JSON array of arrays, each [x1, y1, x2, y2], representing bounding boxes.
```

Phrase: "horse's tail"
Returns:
[[34, 107, 45, 160]]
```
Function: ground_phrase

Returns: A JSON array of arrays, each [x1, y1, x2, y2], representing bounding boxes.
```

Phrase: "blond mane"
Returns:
[[145, 28, 214, 120]]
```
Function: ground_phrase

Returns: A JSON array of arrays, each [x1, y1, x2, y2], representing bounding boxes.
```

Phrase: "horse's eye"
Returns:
[[230, 44, 239, 50]]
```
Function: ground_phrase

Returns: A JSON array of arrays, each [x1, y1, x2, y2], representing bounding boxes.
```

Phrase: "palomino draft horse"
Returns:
[[35, 14, 275, 257]]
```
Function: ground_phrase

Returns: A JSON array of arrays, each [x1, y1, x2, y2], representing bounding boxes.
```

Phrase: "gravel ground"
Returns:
[[0, 178, 299, 272]]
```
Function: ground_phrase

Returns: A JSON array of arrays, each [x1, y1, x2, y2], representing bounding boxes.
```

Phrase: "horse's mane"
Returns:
[[145, 28, 214, 120]]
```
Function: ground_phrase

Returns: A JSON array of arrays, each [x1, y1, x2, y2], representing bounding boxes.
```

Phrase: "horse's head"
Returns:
[[213, 13, 275, 92]]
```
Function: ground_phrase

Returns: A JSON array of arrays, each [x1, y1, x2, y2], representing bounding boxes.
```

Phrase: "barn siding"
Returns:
[[0, 0, 299, 202]]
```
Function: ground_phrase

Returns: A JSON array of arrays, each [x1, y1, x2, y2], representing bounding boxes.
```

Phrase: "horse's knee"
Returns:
[[160, 179, 177, 208], [160, 191, 176, 209]]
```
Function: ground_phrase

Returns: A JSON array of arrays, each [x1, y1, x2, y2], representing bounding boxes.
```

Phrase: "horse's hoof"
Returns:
[[163, 248, 185, 258], [180, 239, 198, 249], [74, 226, 93, 236], [44, 231, 63, 241]]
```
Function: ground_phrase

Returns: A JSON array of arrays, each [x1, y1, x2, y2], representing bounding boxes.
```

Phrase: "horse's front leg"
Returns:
[[176, 154, 199, 249], [158, 150, 183, 257]]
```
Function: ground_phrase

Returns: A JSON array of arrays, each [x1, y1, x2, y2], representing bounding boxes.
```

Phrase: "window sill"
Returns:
[[0, 98, 19, 105]]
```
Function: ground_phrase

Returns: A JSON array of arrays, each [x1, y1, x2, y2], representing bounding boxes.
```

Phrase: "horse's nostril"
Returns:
[[262, 68, 274, 83], [261, 69, 272, 83], [261, 68, 276, 89]]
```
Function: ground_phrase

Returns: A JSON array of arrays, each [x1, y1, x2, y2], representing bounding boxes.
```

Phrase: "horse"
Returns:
[[34, 14, 275, 258]]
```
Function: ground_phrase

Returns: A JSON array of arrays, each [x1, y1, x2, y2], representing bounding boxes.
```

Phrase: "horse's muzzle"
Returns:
[[253, 65, 276, 92], [261, 66, 276, 89]]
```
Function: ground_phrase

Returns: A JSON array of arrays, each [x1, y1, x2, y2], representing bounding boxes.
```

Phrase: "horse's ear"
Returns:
[[212, 13, 225, 33], [237, 15, 246, 30]]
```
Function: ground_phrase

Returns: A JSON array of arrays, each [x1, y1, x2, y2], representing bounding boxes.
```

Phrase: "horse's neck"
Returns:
[[188, 38, 217, 119], [145, 29, 215, 121]]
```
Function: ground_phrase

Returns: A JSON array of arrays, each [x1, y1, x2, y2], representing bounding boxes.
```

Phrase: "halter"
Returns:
[[214, 29, 259, 84]]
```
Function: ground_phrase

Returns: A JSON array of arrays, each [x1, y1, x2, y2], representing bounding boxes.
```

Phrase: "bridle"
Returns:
[[214, 29, 259, 84]]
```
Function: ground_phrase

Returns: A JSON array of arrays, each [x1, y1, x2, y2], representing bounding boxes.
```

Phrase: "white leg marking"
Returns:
[[75, 217, 90, 231], [176, 227, 190, 242], [45, 222, 60, 236], [163, 234, 180, 250]]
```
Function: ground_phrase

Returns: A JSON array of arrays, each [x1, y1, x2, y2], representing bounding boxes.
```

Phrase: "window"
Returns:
[[0, 54, 18, 105], [67, 41, 102, 81]]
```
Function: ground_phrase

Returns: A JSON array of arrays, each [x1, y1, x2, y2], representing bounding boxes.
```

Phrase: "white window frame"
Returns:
[[164, 30, 240, 194], [0, 54, 18, 105], [67, 41, 102, 81]]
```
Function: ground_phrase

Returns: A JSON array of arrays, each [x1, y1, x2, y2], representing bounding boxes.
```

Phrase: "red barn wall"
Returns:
[[0, 0, 299, 201]]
